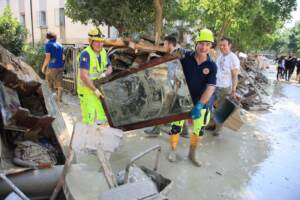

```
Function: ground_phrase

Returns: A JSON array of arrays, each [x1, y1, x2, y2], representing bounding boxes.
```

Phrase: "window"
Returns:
[[59, 8, 65, 26], [54, 8, 65, 26], [38, 11, 47, 27], [20, 13, 25, 26]]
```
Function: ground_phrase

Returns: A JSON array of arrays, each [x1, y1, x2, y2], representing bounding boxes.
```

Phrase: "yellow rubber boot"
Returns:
[[188, 134, 202, 167], [168, 134, 179, 162]]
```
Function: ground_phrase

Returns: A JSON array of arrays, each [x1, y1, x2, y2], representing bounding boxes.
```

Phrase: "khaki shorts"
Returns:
[[46, 68, 64, 89]]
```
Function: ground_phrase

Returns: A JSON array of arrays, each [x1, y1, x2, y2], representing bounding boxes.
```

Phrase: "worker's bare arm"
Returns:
[[200, 85, 215, 104], [41, 53, 51, 74]]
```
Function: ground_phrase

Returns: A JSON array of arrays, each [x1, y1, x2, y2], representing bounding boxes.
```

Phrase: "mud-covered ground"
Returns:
[[59, 66, 300, 200]]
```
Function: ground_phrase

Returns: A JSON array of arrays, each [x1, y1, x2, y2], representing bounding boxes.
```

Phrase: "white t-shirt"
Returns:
[[216, 52, 240, 88]]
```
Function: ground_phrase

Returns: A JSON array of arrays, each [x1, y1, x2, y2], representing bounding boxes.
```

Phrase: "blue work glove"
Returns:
[[191, 101, 204, 119]]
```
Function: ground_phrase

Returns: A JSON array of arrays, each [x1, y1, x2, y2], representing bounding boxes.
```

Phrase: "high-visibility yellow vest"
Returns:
[[77, 46, 107, 95]]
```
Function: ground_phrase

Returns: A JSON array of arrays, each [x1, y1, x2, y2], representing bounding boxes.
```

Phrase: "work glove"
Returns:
[[94, 89, 104, 98], [191, 101, 204, 119]]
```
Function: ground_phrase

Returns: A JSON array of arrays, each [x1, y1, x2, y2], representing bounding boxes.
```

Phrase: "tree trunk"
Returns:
[[115, 24, 124, 37], [154, 0, 163, 45], [216, 18, 231, 42]]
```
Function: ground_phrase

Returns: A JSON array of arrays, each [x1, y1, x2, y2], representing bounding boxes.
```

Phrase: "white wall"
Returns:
[[0, 0, 118, 44]]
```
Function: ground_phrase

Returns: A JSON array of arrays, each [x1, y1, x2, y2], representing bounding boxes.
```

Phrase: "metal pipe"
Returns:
[[0, 173, 30, 200], [124, 145, 161, 184], [0, 166, 63, 197], [30, 0, 34, 47]]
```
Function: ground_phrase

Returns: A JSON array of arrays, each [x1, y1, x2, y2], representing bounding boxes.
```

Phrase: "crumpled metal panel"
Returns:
[[100, 57, 193, 130]]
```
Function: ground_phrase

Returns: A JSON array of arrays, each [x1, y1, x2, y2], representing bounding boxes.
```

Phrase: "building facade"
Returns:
[[0, 0, 118, 44]]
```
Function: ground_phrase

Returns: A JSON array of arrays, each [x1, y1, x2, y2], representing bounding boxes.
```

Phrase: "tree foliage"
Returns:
[[195, 0, 297, 51], [65, 0, 297, 52], [287, 22, 300, 54], [66, 0, 175, 35], [0, 6, 27, 56], [271, 22, 300, 56], [22, 43, 45, 75]]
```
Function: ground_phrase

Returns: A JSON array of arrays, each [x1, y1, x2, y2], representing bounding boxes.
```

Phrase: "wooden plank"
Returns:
[[103, 39, 127, 47], [96, 146, 118, 189], [129, 41, 168, 53], [223, 108, 244, 131], [119, 113, 191, 131]]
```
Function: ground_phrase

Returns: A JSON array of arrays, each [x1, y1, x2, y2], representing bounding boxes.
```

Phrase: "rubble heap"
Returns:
[[237, 55, 271, 111]]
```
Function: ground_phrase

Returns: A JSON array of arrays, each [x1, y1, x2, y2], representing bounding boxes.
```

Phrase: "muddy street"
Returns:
[[241, 82, 300, 200], [57, 78, 300, 200]]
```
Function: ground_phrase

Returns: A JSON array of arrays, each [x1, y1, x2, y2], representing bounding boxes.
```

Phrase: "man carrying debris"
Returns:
[[210, 37, 240, 136], [77, 27, 113, 125], [41, 31, 64, 102], [144, 35, 189, 138], [167, 29, 217, 167]]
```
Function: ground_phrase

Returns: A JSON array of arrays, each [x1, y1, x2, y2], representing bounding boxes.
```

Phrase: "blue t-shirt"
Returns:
[[180, 51, 217, 105], [79, 50, 112, 70], [45, 39, 64, 68]]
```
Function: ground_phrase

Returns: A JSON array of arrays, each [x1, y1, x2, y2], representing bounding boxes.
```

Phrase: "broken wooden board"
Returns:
[[223, 108, 244, 131], [129, 41, 168, 53], [63, 123, 124, 199], [96, 146, 118, 189], [103, 39, 127, 47], [0, 81, 54, 137], [214, 98, 244, 131]]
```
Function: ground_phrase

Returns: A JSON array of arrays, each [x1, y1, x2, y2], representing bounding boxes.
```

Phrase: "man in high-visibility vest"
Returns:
[[167, 29, 217, 167], [77, 27, 113, 125]]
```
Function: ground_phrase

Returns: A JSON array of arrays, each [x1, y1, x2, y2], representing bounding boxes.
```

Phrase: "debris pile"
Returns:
[[104, 40, 272, 111], [13, 140, 58, 168], [237, 55, 271, 111], [106, 38, 167, 73]]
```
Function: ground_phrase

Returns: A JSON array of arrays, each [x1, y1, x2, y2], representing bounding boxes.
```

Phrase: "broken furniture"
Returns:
[[0, 45, 69, 199], [99, 55, 194, 131], [0, 81, 54, 136], [103, 145, 172, 200], [63, 123, 172, 200], [213, 97, 244, 131]]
